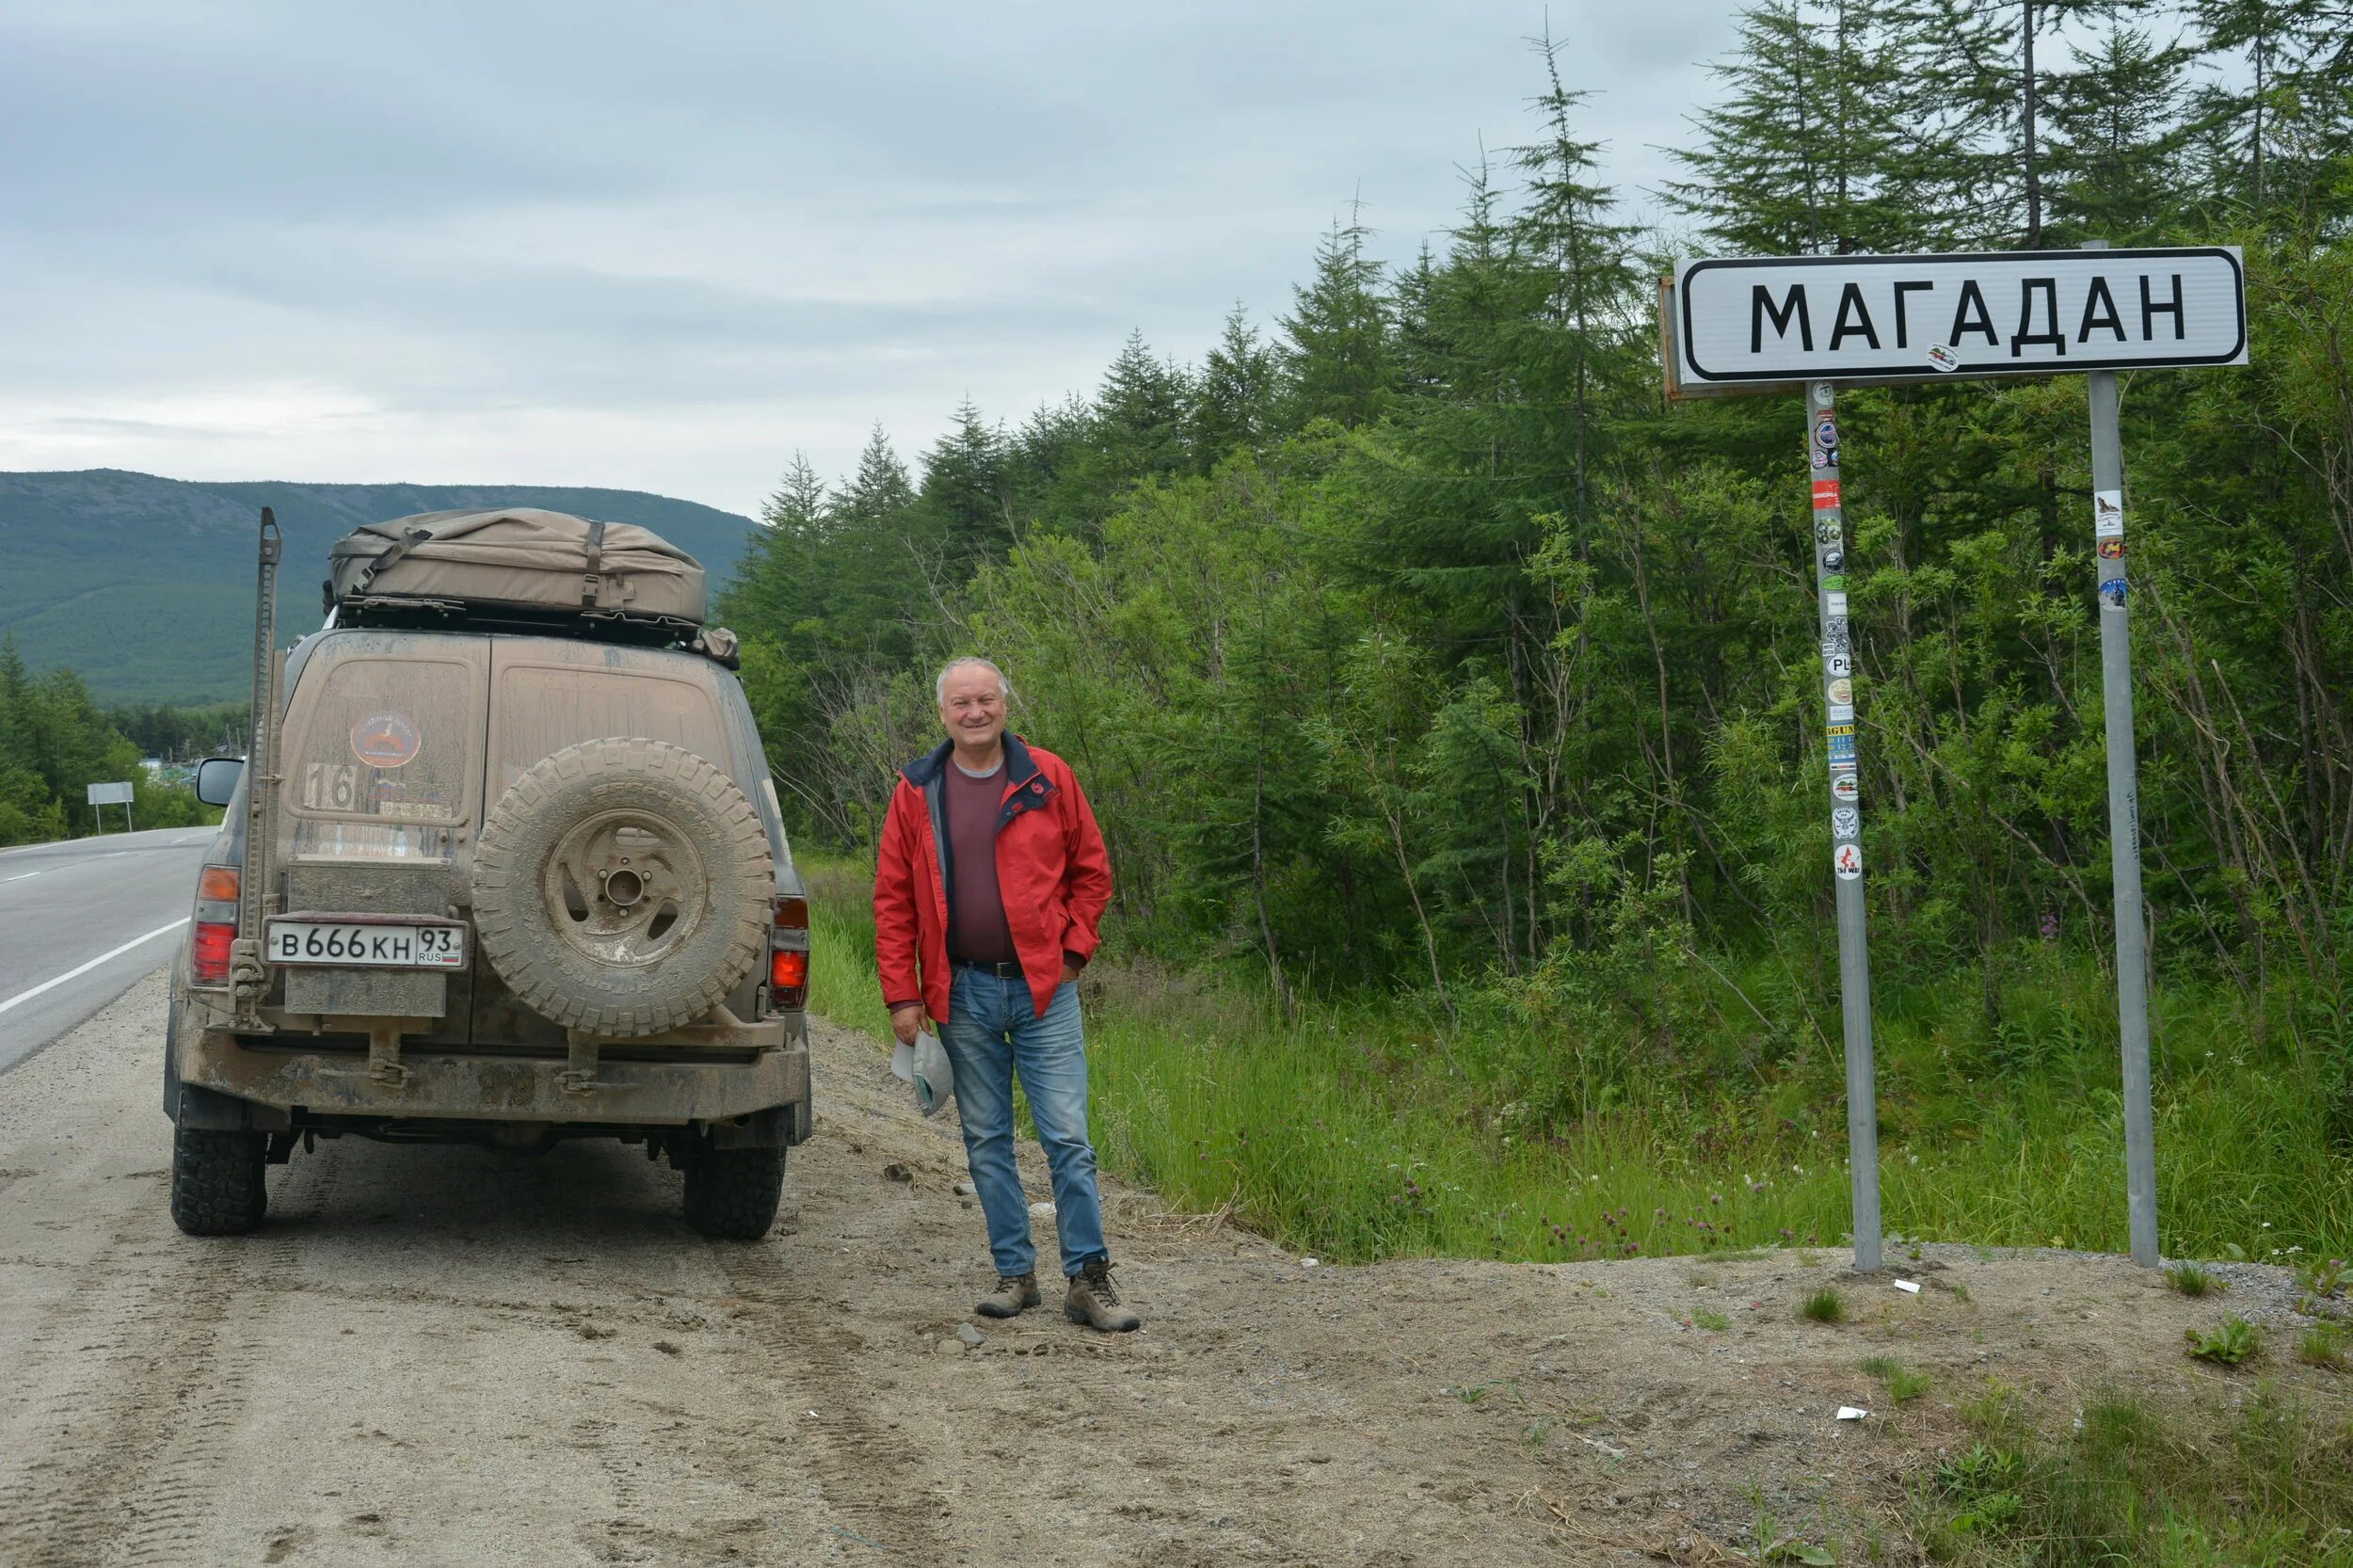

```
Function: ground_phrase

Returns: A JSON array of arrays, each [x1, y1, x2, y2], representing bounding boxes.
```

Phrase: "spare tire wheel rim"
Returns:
[[543, 810, 706, 968]]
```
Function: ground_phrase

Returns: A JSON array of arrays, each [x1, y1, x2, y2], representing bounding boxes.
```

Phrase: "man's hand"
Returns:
[[889, 1002, 924, 1046], [1060, 961, 1080, 985]]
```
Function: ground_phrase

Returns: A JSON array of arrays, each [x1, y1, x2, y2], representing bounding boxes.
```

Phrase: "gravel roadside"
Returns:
[[1, 969, 2343, 1566]]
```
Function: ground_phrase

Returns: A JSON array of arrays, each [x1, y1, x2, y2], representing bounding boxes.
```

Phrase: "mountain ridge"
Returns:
[[0, 469, 760, 704]]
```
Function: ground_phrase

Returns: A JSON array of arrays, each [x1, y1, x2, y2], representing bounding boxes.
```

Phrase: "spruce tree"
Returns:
[[1095, 330, 1193, 482], [2042, 21, 2193, 242], [1192, 306, 1282, 463], [1280, 214, 1395, 428], [1510, 32, 1644, 564], [1663, 0, 1922, 254], [721, 452, 827, 634], [919, 398, 1012, 565]]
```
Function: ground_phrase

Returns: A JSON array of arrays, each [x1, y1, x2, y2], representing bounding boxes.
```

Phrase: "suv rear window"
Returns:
[[285, 652, 479, 829], [490, 662, 728, 801]]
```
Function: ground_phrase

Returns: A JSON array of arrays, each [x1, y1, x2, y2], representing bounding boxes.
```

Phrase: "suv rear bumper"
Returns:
[[175, 992, 809, 1130]]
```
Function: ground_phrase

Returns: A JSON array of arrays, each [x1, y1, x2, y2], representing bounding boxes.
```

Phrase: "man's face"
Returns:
[[938, 667, 1007, 754]]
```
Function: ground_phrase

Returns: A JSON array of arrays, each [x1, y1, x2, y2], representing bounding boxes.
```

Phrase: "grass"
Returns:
[[1918, 1381, 2353, 1565], [2299, 1322, 2349, 1372], [2166, 1261, 2227, 1298], [1861, 1355, 1934, 1402], [801, 855, 2353, 1268], [1800, 1287, 1847, 1324], [1690, 1307, 1731, 1332]]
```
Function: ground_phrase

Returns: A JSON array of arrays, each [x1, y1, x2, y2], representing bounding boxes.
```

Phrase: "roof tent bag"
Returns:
[[327, 509, 706, 628]]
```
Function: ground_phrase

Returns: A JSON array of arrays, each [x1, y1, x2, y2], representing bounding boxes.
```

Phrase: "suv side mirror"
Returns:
[[195, 756, 245, 808]]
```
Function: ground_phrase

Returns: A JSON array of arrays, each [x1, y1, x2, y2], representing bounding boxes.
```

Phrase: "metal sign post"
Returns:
[[2084, 251, 2159, 1267], [1661, 245, 2249, 1269], [1809, 381, 1881, 1272]]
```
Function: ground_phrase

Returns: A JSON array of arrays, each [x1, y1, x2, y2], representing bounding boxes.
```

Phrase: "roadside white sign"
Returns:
[[86, 781, 134, 806], [1671, 248, 2246, 390]]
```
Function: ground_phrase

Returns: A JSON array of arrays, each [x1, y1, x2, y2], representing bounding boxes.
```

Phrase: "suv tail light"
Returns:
[[190, 865, 240, 985], [768, 895, 809, 1011], [191, 921, 235, 984]]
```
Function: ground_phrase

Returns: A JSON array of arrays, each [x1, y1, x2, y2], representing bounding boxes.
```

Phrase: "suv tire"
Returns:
[[472, 737, 772, 1037], [170, 1124, 268, 1235], [683, 1145, 785, 1240]]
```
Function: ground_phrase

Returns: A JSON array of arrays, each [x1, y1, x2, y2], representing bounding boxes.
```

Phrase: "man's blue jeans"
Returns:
[[937, 966, 1108, 1280]]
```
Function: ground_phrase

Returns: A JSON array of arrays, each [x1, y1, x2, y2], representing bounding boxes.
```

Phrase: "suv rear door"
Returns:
[[469, 636, 740, 1048], [273, 629, 492, 1048]]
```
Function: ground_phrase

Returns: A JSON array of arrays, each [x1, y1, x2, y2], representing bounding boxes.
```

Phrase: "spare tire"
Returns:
[[472, 737, 772, 1037]]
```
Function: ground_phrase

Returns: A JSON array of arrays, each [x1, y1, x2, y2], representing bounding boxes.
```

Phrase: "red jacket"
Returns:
[[873, 734, 1112, 1023]]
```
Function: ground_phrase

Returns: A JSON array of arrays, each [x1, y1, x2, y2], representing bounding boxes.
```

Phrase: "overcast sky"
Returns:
[[0, 2, 1751, 518]]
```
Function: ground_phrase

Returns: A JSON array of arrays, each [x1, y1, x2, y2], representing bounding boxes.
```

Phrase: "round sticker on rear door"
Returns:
[[351, 712, 421, 769]]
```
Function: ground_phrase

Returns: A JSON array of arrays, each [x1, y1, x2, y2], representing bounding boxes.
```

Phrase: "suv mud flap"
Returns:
[[174, 1080, 294, 1133], [703, 1106, 790, 1150]]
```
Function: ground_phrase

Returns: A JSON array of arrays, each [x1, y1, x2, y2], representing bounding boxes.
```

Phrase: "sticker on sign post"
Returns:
[[2094, 489, 2124, 538], [1834, 842, 1863, 880], [1828, 677, 1854, 704], [1828, 728, 1857, 764], [2100, 577, 2128, 610], [2098, 537, 2125, 559], [1826, 591, 1849, 617], [1831, 771, 1860, 803], [1813, 480, 1842, 510], [1814, 416, 1838, 449], [1832, 807, 1860, 839], [1927, 344, 1961, 372]]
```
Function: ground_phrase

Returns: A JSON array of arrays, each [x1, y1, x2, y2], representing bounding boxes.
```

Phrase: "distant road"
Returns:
[[0, 827, 217, 1074]]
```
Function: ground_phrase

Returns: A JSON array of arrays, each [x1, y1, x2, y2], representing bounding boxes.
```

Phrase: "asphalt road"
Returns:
[[0, 826, 218, 1074]]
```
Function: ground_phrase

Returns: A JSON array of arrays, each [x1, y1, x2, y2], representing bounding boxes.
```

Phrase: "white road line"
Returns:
[[0, 920, 189, 1017], [0, 871, 42, 884]]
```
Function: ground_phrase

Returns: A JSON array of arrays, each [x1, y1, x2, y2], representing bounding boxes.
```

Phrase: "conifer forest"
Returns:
[[728, 6, 2353, 1260]]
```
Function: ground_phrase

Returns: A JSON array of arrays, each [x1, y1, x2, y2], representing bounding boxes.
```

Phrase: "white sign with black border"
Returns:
[[1669, 248, 2246, 392]]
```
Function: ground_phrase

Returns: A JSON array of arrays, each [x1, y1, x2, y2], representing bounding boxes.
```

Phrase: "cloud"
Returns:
[[0, 2, 1746, 516]]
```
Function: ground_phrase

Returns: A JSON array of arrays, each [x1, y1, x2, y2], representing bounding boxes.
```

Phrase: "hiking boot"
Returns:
[[976, 1272, 1041, 1319], [1064, 1258, 1141, 1333]]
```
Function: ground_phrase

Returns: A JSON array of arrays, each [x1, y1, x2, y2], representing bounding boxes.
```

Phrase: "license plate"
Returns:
[[267, 920, 467, 968]]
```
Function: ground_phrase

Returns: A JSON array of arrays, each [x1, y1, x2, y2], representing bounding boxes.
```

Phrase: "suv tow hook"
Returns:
[[366, 1021, 413, 1089], [560, 1034, 616, 1096]]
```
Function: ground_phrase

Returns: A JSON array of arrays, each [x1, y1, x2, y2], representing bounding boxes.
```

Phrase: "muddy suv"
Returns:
[[168, 508, 810, 1240]]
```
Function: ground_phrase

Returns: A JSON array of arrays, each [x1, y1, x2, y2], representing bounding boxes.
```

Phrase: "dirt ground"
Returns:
[[0, 969, 2341, 1567]]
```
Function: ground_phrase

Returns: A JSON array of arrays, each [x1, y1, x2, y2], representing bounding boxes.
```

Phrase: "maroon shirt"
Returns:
[[944, 760, 1017, 965]]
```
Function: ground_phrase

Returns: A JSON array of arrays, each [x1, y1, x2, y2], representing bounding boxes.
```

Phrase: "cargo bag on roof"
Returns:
[[327, 508, 707, 630]]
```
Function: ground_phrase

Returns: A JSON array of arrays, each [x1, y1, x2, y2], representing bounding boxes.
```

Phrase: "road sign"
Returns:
[[1659, 241, 2240, 1271], [1669, 248, 2245, 392], [86, 781, 133, 806]]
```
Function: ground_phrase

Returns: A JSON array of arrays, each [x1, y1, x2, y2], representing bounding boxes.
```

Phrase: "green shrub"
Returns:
[[2185, 1317, 2260, 1367]]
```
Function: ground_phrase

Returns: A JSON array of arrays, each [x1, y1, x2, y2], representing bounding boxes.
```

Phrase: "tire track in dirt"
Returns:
[[0, 1146, 344, 1568], [709, 1235, 964, 1565]]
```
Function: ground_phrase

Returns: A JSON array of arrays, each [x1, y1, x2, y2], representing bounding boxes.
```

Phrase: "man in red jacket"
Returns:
[[872, 657, 1134, 1331]]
